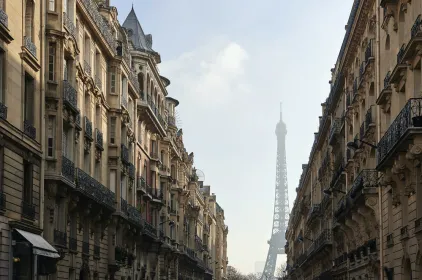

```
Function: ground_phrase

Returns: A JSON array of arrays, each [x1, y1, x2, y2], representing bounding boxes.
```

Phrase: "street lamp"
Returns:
[[323, 188, 346, 196], [346, 139, 377, 151]]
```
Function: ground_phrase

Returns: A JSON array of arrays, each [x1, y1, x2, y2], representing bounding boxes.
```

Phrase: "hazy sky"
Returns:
[[114, 0, 353, 274]]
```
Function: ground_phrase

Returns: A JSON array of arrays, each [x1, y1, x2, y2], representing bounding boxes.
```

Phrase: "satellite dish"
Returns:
[[196, 169, 205, 182]]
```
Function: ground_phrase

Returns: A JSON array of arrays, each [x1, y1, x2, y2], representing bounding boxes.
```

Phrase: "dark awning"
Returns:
[[15, 229, 60, 258]]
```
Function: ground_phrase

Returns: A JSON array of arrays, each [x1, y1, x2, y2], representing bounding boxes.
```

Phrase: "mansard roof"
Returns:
[[122, 7, 155, 54]]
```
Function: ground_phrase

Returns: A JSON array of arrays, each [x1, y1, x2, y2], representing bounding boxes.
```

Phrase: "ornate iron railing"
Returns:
[[307, 204, 320, 220], [329, 118, 341, 143], [24, 36, 37, 58], [397, 44, 406, 65], [63, 80, 78, 111], [76, 168, 116, 210], [0, 8, 8, 28], [129, 70, 140, 92], [75, 111, 81, 129], [79, 0, 117, 53], [349, 169, 377, 200], [185, 247, 196, 259], [365, 106, 374, 130], [63, 12, 77, 38], [22, 201, 35, 220], [377, 98, 422, 166], [411, 15, 422, 38], [127, 204, 142, 228], [62, 156, 75, 183], [307, 229, 332, 256], [144, 221, 157, 237], [115, 246, 128, 263], [0, 192, 5, 211], [84, 116, 92, 140], [24, 120, 36, 139], [121, 144, 129, 164], [95, 128, 103, 150], [0, 102, 7, 120], [137, 176, 146, 191], [383, 71, 391, 89], [54, 229, 67, 247]]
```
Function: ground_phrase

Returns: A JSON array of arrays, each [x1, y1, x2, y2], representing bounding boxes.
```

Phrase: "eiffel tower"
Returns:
[[261, 104, 290, 280]]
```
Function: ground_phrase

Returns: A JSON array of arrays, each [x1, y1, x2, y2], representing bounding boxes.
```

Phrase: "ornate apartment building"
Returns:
[[284, 0, 422, 280], [0, 0, 228, 279]]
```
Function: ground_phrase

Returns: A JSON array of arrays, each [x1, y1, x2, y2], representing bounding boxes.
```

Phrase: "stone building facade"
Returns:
[[0, 0, 228, 279], [284, 0, 422, 280]]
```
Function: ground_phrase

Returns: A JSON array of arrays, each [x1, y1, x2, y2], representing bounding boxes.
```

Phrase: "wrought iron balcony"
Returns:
[[69, 237, 77, 252], [94, 244, 100, 259], [401, 225, 409, 240], [95, 128, 103, 150], [0, 8, 8, 28], [128, 163, 135, 179], [62, 156, 75, 183], [386, 233, 394, 248], [24, 36, 36, 58], [84, 116, 93, 140], [120, 198, 128, 214], [75, 111, 81, 130], [21, 201, 35, 220], [364, 106, 375, 134], [121, 95, 128, 109], [144, 221, 157, 237], [115, 246, 128, 263], [76, 168, 116, 210], [330, 155, 344, 188], [329, 118, 342, 145], [411, 15, 422, 38], [121, 144, 129, 165], [152, 189, 163, 201], [54, 229, 67, 247], [307, 229, 332, 257], [307, 204, 321, 223], [82, 241, 89, 255], [397, 44, 406, 65], [377, 98, 422, 168], [416, 218, 422, 233], [79, 0, 117, 53], [137, 176, 146, 192], [365, 39, 374, 62], [84, 60, 91, 76], [0, 102, 7, 120], [63, 12, 77, 38], [0, 192, 5, 211], [129, 70, 140, 92], [127, 204, 143, 228], [24, 120, 36, 140], [297, 253, 307, 266], [185, 247, 196, 259], [349, 169, 377, 200], [63, 80, 78, 112]]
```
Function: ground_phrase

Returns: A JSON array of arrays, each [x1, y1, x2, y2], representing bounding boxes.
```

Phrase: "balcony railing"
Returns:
[[144, 221, 157, 237], [307, 204, 320, 220], [121, 144, 129, 164], [349, 169, 377, 200], [308, 229, 332, 256], [377, 98, 422, 167], [0, 102, 7, 120], [76, 168, 116, 210], [383, 71, 391, 90], [63, 80, 78, 112], [24, 36, 37, 58], [397, 44, 406, 65], [63, 12, 77, 38], [115, 246, 127, 263], [121, 95, 128, 109], [54, 229, 67, 247], [137, 176, 146, 191], [129, 70, 140, 92], [95, 128, 103, 150], [329, 118, 342, 145], [62, 156, 75, 183], [411, 15, 422, 38], [127, 204, 143, 228], [95, 75, 102, 90], [365, 106, 375, 132], [24, 120, 36, 140], [79, 0, 117, 53], [94, 244, 100, 259], [0, 8, 8, 28], [22, 201, 35, 220], [84, 116, 93, 140], [185, 247, 196, 259], [365, 39, 374, 61]]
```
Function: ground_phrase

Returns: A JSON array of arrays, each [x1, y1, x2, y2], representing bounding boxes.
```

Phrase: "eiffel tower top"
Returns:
[[276, 102, 287, 137]]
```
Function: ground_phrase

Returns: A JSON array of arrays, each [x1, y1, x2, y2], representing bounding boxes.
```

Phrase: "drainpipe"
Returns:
[[39, 0, 46, 232], [375, 0, 384, 279]]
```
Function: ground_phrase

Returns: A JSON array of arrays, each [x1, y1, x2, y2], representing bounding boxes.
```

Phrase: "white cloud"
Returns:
[[161, 40, 249, 106]]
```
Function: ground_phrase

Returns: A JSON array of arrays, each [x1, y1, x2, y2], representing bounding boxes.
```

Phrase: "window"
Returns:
[[121, 175, 126, 200], [47, 116, 55, 157], [111, 72, 116, 93], [0, 49, 4, 102], [109, 170, 116, 193], [24, 73, 35, 122], [23, 160, 33, 204], [25, 0, 34, 39], [48, 43, 55, 81], [48, 0, 55, 11], [95, 162, 100, 182], [110, 117, 116, 144]]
